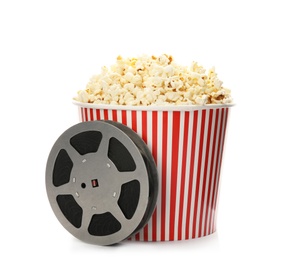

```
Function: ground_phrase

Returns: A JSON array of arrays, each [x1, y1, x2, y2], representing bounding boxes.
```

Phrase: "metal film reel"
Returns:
[[46, 120, 158, 245]]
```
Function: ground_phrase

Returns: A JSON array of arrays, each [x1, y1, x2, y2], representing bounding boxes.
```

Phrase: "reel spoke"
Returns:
[[109, 203, 130, 227], [65, 143, 83, 163], [117, 171, 138, 185], [52, 182, 73, 195]]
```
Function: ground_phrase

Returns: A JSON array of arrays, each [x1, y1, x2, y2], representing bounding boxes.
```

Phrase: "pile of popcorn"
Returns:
[[74, 54, 232, 106]]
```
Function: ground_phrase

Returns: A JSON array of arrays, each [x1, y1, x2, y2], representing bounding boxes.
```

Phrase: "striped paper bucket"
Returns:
[[73, 101, 232, 241]]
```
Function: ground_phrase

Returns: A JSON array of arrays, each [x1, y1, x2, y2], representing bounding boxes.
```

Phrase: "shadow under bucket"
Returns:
[[74, 101, 232, 241]]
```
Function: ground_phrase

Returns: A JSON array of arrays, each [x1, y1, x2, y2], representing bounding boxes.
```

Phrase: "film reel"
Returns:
[[46, 120, 158, 245]]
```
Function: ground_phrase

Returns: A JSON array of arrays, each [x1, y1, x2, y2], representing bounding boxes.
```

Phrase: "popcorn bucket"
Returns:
[[73, 101, 232, 241]]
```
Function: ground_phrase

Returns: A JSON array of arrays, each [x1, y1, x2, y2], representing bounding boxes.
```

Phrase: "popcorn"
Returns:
[[74, 54, 232, 106]]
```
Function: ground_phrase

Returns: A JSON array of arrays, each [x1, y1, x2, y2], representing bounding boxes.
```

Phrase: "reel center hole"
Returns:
[[81, 183, 86, 189]]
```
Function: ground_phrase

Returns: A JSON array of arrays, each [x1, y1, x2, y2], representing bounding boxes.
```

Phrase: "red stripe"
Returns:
[[192, 110, 206, 238], [84, 108, 88, 121], [103, 109, 109, 120], [135, 234, 140, 241], [134, 233, 140, 241], [131, 111, 137, 132], [112, 110, 117, 121], [122, 110, 127, 125], [142, 111, 147, 143], [141, 111, 148, 240], [151, 111, 158, 241], [198, 109, 214, 237], [169, 111, 181, 240], [161, 111, 168, 241], [185, 111, 198, 239], [204, 109, 219, 236], [212, 108, 229, 232], [178, 111, 190, 240], [90, 108, 94, 121], [96, 109, 100, 120]]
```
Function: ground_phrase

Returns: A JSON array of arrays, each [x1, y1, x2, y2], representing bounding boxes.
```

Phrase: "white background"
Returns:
[[1, 0, 287, 259]]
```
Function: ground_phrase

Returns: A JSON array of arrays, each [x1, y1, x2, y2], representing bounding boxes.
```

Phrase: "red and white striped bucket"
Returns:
[[74, 101, 232, 241]]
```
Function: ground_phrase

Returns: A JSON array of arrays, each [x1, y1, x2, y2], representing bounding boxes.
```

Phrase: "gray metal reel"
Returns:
[[46, 120, 158, 245]]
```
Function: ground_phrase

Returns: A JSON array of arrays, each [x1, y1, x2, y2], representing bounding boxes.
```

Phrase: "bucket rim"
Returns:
[[73, 100, 235, 112]]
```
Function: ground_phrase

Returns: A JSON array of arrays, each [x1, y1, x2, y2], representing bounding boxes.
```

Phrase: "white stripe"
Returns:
[[78, 107, 82, 121], [189, 110, 202, 238], [126, 110, 132, 129], [181, 111, 193, 239], [165, 111, 173, 240], [195, 110, 209, 237], [156, 111, 163, 241], [93, 108, 97, 120], [139, 228, 144, 241], [116, 110, 122, 123], [88, 108, 92, 121], [99, 109, 105, 120], [107, 109, 113, 120], [93, 109, 97, 121], [174, 111, 185, 240]]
